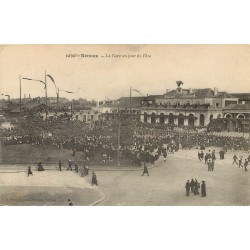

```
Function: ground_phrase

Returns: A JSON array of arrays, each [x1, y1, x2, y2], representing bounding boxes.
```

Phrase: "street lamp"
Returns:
[[1, 94, 10, 102], [21, 71, 62, 119], [57, 88, 74, 105], [22, 73, 48, 119], [117, 102, 121, 167]]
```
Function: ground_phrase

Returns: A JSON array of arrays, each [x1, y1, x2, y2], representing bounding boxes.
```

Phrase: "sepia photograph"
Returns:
[[0, 44, 250, 206]]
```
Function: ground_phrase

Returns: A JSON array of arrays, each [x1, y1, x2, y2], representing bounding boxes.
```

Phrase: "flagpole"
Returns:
[[57, 87, 59, 107], [129, 86, 132, 115], [117, 104, 120, 167], [45, 70, 47, 120], [19, 75, 22, 116]]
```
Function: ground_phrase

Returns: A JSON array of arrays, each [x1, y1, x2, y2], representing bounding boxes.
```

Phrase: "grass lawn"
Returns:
[[0, 144, 131, 167]]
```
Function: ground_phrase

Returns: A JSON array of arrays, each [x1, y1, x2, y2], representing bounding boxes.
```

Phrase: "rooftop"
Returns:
[[223, 103, 250, 111]]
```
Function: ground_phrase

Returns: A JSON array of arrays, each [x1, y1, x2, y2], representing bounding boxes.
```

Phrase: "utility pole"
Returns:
[[129, 86, 132, 115], [19, 75, 22, 116], [45, 70, 48, 120], [117, 104, 120, 167], [57, 87, 59, 107]]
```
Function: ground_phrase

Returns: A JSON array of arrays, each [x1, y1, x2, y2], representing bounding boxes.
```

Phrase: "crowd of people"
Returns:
[[2, 121, 250, 170]]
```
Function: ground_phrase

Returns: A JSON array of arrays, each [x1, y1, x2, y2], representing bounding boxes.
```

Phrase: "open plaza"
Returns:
[[0, 143, 249, 206]]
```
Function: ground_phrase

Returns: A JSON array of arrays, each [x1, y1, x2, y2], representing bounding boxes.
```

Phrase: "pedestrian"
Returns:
[[59, 160, 62, 171], [194, 179, 200, 195], [211, 160, 215, 171], [75, 162, 78, 173], [141, 163, 149, 176], [85, 165, 89, 176], [190, 179, 195, 193], [201, 181, 206, 197], [207, 159, 212, 172], [238, 156, 243, 168], [232, 155, 238, 165], [68, 198, 73, 206], [91, 171, 98, 186], [163, 151, 167, 162], [185, 180, 190, 196], [200, 151, 204, 161], [37, 162, 44, 171], [204, 153, 208, 164], [80, 165, 84, 177], [244, 158, 248, 172], [27, 166, 33, 177], [212, 150, 216, 162], [67, 159, 72, 171]]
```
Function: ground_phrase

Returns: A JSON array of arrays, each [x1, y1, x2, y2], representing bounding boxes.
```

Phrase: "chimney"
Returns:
[[189, 88, 193, 94], [29, 94, 31, 99], [214, 87, 218, 96], [24, 94, 26, 98], [166, 89, 170, 93]]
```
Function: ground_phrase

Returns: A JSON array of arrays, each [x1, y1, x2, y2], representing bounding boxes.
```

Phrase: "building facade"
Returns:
[[140, 84, 239, 127]]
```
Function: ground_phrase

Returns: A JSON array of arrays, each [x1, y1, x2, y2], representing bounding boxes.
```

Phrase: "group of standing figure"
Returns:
[[233, 155, 249, 172], [198, 149, 216, 172], [185, 179, 206, 197]]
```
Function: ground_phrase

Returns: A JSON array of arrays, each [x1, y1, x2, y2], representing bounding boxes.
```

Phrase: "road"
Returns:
[[0, 147, 249, 205], [95, 148, 250, 205]]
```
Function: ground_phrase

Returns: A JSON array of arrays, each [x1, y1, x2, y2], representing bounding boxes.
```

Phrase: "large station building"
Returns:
[[140, 83, 238, 127]]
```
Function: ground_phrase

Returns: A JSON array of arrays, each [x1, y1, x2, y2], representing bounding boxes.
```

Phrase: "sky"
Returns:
[[1, 44, 250, 101]]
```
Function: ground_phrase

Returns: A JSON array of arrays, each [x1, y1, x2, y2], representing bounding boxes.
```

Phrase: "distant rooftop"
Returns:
[[163, 88, 237, 99], [231, 93, 250, 100], [223, 103, 250, 111]]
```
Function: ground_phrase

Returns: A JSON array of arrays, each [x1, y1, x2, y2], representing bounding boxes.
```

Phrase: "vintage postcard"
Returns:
[[0, 44, 249, 206]]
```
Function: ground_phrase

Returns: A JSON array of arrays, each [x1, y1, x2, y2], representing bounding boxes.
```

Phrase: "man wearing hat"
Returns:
[[201, 181, 206, 197], [67, 159, 72, 171], [91, 171, 98, 186], [244, 158, 248, 172], [185, 180, 190, 196], [27, 166, 33, 177], [190, 179, 195, 193], [58, 160, 62, 171], [141, 163, 149, 176]]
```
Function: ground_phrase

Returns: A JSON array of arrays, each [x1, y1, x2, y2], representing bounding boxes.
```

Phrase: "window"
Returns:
[[216, 103, 219, 108], [91, 115, 94, 120]]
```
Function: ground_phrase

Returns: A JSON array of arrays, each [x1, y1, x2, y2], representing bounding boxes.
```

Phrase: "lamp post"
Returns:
[[22, 72, 48, 119], [1, 94, 10, 102], [19, 75, 22, 116], [117, 103, 121, 167], [21, 71, 61, 120], [57, 88, 74, 106]]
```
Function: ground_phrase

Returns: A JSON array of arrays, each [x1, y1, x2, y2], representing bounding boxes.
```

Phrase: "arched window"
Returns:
[[169, 113, 174, 124], [200, 114, 205, 126], [151, 113, 156, 124], [144, 112, 148, 122], [178, 113, 184, 127], [160, 113, 165, 124], [209, 114, 214, 122], [225, 113, 232, 118], [188, 114, 195, 127], [237, 114, 245, 119]]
